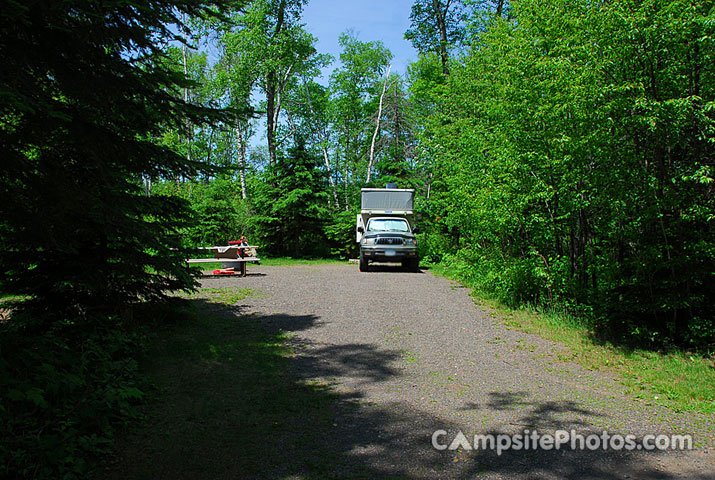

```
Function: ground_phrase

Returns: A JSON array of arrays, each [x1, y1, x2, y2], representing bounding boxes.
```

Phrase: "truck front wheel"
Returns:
[[408, 258, 420, 272], [359, 254, 369, 272]]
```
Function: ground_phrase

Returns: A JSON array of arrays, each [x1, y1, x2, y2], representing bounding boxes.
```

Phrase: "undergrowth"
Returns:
[[0, 308, 152, 479]]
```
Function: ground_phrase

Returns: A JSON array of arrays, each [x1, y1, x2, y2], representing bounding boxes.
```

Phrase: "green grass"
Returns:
[[186, 286, 267, 304], [429, 263, 715, 415], [189, 261, 228, 271], [258, 257, 347, 266], [189, 257, 346, 272]]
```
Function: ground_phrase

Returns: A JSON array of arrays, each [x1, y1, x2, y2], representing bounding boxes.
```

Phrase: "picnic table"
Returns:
[[187, 245, 260, 277]]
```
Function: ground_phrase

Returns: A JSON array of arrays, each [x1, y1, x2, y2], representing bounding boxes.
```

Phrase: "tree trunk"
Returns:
[[367, 65, 391, 184], [181, 34, 191, 166], [266, 77, 277, 167], [264, 0, 289, 169], [321, 143, 339, 207], [265, 63, 294, 169], [180, 26, 191, 180], [344, 136, 350, 211], [433, 0, 450, 75], [394, 83, 400, 155], [143, 175, 151, 197], [236, 121, 247, 199], [303, 79, 339, 207]]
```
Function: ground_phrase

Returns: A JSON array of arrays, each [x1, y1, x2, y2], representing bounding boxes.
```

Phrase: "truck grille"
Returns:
[[375, 237, 403, 245]]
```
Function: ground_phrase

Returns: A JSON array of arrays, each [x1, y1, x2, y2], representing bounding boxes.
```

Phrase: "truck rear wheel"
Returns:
[[359, 254, 369, 272]]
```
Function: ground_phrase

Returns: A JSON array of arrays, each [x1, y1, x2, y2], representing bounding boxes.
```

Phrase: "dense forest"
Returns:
[[149, 0, 714, 349], [1, 0, 713, 476]]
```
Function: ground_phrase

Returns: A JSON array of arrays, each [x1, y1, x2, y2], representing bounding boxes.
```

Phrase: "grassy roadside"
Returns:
[[103, 286, 348, 479], [259, 257, 347, 266], [429, 263, 715, 415], [191, 257, 346, 271]]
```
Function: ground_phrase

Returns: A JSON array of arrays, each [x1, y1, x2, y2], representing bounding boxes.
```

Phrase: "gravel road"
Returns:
[[203, 263, 714, 479]]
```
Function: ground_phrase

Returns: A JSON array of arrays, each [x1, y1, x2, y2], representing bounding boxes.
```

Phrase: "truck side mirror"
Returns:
[[357, 226, 364, 233], [412, 226, 420, 234]]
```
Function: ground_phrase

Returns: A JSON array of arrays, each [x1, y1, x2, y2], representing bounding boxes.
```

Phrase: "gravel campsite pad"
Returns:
[[191, 263, 714, 479]]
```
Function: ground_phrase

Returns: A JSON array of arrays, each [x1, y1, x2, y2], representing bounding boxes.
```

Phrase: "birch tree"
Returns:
[[281, 78, 340, 206], [212, 19, 259, 197], [329, 32, 392, 201], [233, 0, 319, 167], [367, 65, 393, 183]]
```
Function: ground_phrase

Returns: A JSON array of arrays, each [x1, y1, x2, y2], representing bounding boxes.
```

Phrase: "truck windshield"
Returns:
[[367, 219, 410, 232]]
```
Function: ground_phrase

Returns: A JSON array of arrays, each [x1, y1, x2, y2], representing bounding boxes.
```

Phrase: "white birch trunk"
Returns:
[[181, 31, 191, 173], [367, 65, 391, 184], [236, 123, 248, 199]]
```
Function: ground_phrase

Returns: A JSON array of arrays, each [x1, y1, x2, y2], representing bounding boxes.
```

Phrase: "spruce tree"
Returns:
[[253, 140, 329, 257], [0, 0, 242, 316]]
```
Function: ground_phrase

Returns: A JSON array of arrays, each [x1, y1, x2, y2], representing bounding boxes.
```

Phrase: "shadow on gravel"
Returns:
[[481, 391, 604, 429], [448, 391, 688, 479], [362, 263, 424, 274], [104, 300, 689, 480], [289, 342, 403, 387]]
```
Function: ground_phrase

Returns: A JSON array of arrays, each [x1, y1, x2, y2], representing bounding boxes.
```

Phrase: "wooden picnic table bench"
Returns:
[[187, 245, 260, 277]]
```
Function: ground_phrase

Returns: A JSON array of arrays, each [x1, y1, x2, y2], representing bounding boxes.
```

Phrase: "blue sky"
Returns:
[[302, 0, 418, 79]]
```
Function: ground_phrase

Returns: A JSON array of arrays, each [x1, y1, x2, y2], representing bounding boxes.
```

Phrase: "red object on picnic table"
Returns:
[[227, 239, 248, 257], [212, 268, 236, 275]]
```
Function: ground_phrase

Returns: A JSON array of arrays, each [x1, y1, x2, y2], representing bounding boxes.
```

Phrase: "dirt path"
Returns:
[[110, 264, 714, 479], [221, 264, 715, 479]]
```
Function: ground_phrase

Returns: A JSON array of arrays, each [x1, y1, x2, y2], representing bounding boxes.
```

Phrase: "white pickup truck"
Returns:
[[356, 187, 419, 272]]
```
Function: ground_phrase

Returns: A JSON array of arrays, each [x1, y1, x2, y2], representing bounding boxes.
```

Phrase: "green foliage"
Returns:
[[154, 177, 254, 248], [405, 0, 470, 74], [324, 210, 360, 258], [329, 33, 394, 195], [0, 313, 148, 478], [419, 0, 715, 349]]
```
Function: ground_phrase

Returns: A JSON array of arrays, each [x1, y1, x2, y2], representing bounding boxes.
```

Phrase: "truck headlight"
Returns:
[[403, 238, 417, 246], [362, 238, 375, 245]]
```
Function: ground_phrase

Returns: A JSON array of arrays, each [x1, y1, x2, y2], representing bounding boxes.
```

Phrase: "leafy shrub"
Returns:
[[416, 230, 453, 264]]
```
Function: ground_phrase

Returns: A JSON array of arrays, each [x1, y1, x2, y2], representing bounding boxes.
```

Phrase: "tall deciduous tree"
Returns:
[[228, 0, 322, 167], [404, 0, 469, 75], [212, 16, 261, 197], [374, 75, 419, 187], [329, 32, 392, 205], [0, 0, 244, 315], [422, 0, 715, 348], [282, 78, 340, 206]]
